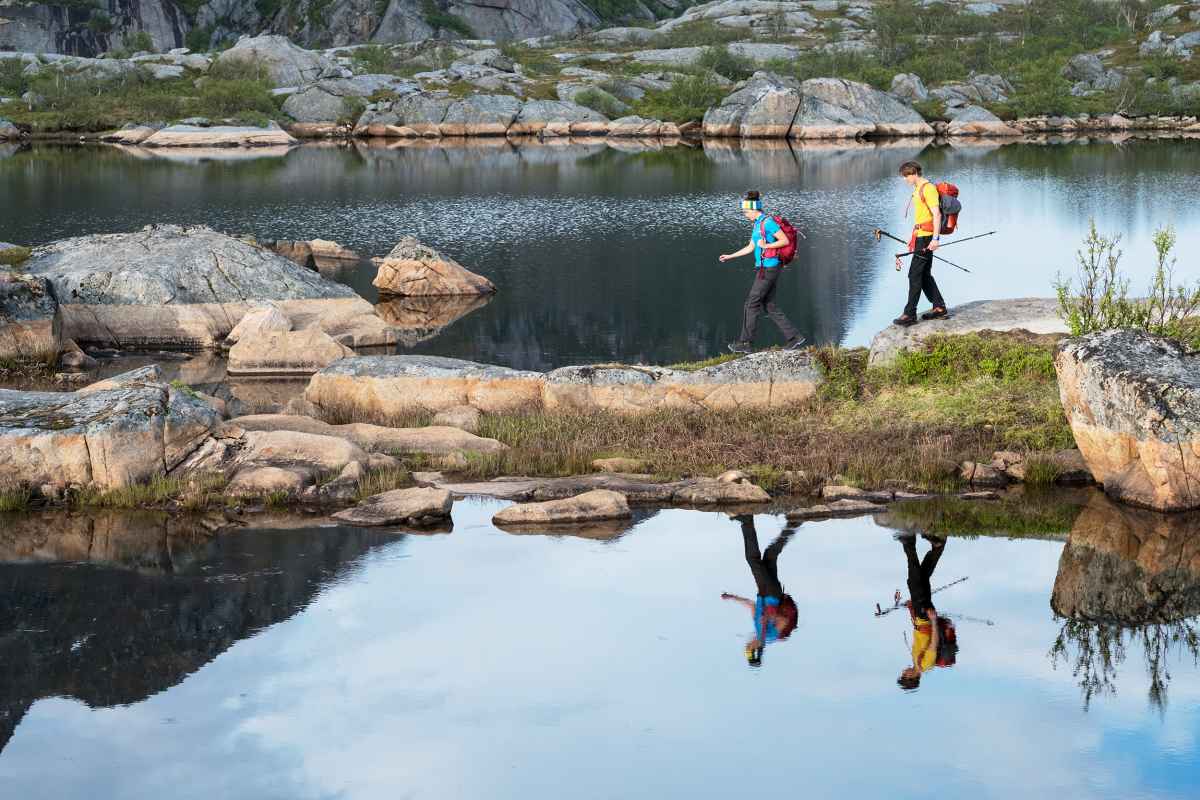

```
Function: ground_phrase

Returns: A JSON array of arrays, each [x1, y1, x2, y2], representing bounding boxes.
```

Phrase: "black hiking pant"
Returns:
[[740, 516, 793, 599], [903, 235, 947, 318], [903, 535, 946, 618], [739, 267, 800, 344]]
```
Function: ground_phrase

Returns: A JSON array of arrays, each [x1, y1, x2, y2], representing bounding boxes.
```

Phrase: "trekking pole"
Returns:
[[872, 228, 973, 274], [894, 230, 996, 258], [873, 576, 970, 617]]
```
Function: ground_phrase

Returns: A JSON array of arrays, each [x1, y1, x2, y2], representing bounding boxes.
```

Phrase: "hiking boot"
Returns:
[[783, 336, 807, 350], [921, 307, 949, 321], [893, 315, 919, 327], [727, 341, 753, 354]]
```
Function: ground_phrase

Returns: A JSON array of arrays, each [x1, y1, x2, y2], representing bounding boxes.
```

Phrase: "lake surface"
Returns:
[[3, 492, 1200, 799], [3, 137, 1200, 369]]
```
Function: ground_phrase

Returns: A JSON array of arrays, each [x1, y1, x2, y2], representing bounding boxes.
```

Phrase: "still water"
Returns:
[[2, 492, 1199, 799], [2, 138, 1199, 369]]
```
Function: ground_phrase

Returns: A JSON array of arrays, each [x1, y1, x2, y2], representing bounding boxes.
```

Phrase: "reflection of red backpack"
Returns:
[[935, 617, 958, 667], [760, 215, 799, 266], [916, 180, 962, 235]]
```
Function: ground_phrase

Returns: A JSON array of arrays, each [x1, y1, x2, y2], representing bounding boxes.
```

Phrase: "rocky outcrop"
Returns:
[[0, 272, 58, 360], [868, 298, 1069, 366], [373, 238, 497, 297], [493, 489, 631, 526], [354, 93, 616, 138], [946, 105, 1021, 137], [331, 487, 453, 527], [368, 0, 599, 45], [0, 366, 221, 491], [306, 350, 822, 417], [227, 326, 354, 375], [0, 2, 184, 57], [1055, 330, 1200, 512], [141, 123, 299, 148], [20, 225, 391, 349], [282, 75, 420, 123], [703, 72, 933, 139], [230, 413, 507, 455], [214, 34, 340, 88], [1052, 492, 1200, 623], [269, 238, 363, 271]]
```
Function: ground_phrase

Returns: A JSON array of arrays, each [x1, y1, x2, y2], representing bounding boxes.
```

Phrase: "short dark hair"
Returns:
[[899, 161, 923, 177], [744, 190, 761, 201], [898, 673, 921, 690]]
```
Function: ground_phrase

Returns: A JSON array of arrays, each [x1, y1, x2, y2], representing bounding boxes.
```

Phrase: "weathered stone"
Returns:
[[228, 326, 353, 376], [57, 339, 97, 371], [0, 366, 221, 491], [821, 485, 893, 503], [607, 115, 666, 137], [21, 225, 387, 349], [373, 237, 496, 297], [786, 498, 882, 521], [947, 105, 1021, 137], [508, 99, 609, 136], [331, 487, 453, 527], [174, 426, 369, 481], [1056, 330, 1200, 512], [672, 478, 770, 505], [868, 298, 1068, 367], [227, 465, 312, 497], [283, 75, 418, 123], [0, 271, 58, 360], [890, 73, 928, 103], [794, 78, 933, 138], [432, 404, 482, 434], [493, 489, 631, 526], [142, 123, 298, 148], [440, 94, 523, 136], [231, 413, 507, 455], [214, 35, 339, 88], [225, 303, 291, 343]]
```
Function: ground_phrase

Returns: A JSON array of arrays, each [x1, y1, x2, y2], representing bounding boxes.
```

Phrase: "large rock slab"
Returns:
[[307, 350, 821, 417], [373, 238, 496, 297], [0, 272, 58, 360], [508, 99, 610, 136], [231, 413, 507, 454], [227, 326, 354, 376], [946, 105, 1022, 137], [414, 471, 770, 506], [20, 225, 387, 349], [1056, 330, 1200, 512], [493, 489, 631, 526], [141, 124, 298, 148], [282, 75, 419, 123], [172, 425, 370, 486], [331, 487, 453, 527], [214, 34, 339, 88], [0, 366, 220, 491], [868, 298, 1068, 366]]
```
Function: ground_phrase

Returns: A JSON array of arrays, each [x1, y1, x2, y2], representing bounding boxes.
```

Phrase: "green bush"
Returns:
[[0, 59, 25, 96], [574, 87, 627, 118], [653, 19, 741, 49], [1056, 221, 1200, 347], [351, 44, 401, 74], [123, 30, 155, 54], [185, 25, 214, 53], [633, 72, 728, 123], [697, 45, 754, 82], [421, 0, 475, 38]]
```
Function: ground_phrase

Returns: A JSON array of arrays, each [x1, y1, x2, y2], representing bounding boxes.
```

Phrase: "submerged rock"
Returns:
[[493, 489, 631, 526], [331, 487, 453, 527], [373, 238, 497, 297], [868, 298, 1068, 367], [0, 366, 221, 491], [1056, 330, 1200, 512], [21, 225, 388, 349]]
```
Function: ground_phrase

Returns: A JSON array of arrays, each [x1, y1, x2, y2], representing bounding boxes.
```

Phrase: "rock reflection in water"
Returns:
[[1050, 494, 1200, 708], [0, 513, 404, 753], [376, 293, 494, 347]]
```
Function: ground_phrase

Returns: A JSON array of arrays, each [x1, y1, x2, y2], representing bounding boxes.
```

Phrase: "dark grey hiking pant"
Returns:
[[739, 267, 799, 344]]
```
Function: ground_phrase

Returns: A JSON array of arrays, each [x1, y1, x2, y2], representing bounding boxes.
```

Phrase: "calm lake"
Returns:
[[3, 137, 1199, 369], [2, 492, 1200, 799]]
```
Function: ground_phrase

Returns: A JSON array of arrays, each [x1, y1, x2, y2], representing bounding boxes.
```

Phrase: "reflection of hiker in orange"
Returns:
[[898, 535, 957, 690], [721, 515, 798, 667]]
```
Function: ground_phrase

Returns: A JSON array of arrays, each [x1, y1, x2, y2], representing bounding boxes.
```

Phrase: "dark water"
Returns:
[[3, 138, 1200, 369], [3, 492, 1200, 799]]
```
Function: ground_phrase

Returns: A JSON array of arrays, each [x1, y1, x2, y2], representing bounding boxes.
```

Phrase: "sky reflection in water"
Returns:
[[2, 497, 1199, 800]]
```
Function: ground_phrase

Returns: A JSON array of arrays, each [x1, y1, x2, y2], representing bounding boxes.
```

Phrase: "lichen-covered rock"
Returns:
[[228, 326, 354, 376], [331, 487, 453, 527], [225, 303, 291, 344], [493, 489, 631, 526], [868, 298, 1068, 366], [21, 225, 387, 349], [141, 123, 299, 148], [440, 94, 523, 136], [946, 105, 1022, 137], [1055, 329, 1200, 512], [0, 366, 221, 491], [508, 99, 610, 136], [174, 425, 370, 481], [0, 271, 58, 360], [373, 238, 496, 297], [282, 75, 418, 123], [214, 34, 340, 87]]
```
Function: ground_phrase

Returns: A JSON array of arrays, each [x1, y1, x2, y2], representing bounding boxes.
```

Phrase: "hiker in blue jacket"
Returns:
[[718, 190, 805, 354]]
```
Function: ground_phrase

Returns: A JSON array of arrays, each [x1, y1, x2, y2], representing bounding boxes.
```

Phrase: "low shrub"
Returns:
[[574, 87, 628, 118], [697, 45, 754, 82], [632, 72, 729, 123]]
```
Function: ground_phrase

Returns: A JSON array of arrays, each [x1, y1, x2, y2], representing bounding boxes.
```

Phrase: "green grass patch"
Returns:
[[573, 87, 628, 118], [666, 352, 740, 372], [0, 245, 31, 266], [633, 71, 730, 123], [886, 491, 1086, 540], [0, 486, 33, 512]]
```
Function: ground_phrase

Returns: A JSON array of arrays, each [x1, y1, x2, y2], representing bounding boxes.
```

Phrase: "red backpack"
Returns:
[[759, 215, 800, 266], [917, 180, 962, 235], [935, 616, 958, 668]]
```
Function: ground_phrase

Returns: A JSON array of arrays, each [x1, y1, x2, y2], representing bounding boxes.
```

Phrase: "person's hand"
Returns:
[[927, 241, 940, 252], [894, 257, 902, 271], [721, 592, 733, 599], [719, 254, 732, 262]]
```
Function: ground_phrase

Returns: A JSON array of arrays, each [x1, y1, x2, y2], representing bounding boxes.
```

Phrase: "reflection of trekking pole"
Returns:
[[872, 228, 973, 274], [874, 576, 970, 617], [894, 230, 996, 258]]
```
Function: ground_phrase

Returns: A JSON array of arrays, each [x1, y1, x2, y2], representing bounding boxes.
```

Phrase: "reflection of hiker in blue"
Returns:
[[721, 515, 798, 667]]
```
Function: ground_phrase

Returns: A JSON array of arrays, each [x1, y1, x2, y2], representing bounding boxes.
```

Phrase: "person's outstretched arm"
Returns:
[[719, 239, 755, 262], [721, 593, 756, 610]]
